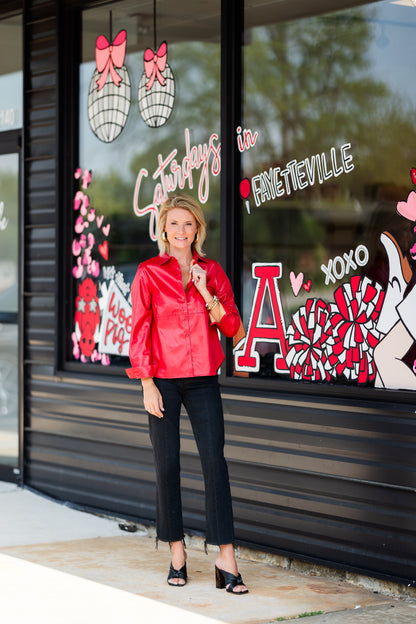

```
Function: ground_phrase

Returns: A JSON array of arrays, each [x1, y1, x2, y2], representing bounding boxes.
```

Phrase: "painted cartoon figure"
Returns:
[[374, 191, 416, 390], [74, 277, 101, 358]]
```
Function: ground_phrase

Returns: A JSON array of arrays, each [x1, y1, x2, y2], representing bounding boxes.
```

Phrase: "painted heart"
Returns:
[[98, 240, 108, 260], [87, 208, 96, 222], [71, 331, 80, 359], [74, 216, 89, 234], [88, 259, 100, 278], [411, 168, 416, 185], [80, 195, 89, 216], [73, 192, 82, 211], [102, 223, 111, 237], [397, 190, 416, 222], [82, 169, 91, 189], [290, 271, 304, 297], [96, 215, 104, 228], [82, 248, 92, 266], [72, 238, 81, 256], [72, 256, 83, 279], [303, 280, 311, 292]]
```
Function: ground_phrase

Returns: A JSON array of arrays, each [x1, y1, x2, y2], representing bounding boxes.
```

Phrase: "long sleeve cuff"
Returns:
[[211, 311, 240, 338], [125, 364, 158, 379]]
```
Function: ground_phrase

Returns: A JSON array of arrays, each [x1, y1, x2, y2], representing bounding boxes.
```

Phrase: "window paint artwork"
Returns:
[[72, 168, 132, 365], [235, 164, 416, 391], [88, 29, 131, 143], [0, 201, 8, 231], [373, 185, 416, 391], [98, 280, 132, 356], [138, 41, 176, 128], [133, 128, 221, 240]]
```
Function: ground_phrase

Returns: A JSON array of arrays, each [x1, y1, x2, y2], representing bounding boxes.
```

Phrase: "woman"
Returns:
[[126, 193, 248, 594]]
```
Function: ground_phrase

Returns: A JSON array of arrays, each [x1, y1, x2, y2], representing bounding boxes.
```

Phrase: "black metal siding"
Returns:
[[21, 0, 416, 587]]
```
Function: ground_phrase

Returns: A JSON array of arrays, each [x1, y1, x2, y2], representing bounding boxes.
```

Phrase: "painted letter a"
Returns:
[[234, 263, 289, 373]]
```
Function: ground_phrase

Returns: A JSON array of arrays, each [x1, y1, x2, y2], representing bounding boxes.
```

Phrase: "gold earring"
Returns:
[[195, 232, 199, 242], [162, 231, 168, 242]]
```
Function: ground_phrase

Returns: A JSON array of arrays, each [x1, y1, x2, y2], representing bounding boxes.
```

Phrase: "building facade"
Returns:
[[1, 0, 416, 586]]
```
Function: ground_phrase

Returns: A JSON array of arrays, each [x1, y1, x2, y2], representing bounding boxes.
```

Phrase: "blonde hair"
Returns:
[[157, 193, 207, 256]]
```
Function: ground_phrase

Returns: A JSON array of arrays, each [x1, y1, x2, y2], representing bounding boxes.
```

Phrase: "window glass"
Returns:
[[235, 0, 416, 392], [73, 0, 220, 368], [0, 15, 22, 132]]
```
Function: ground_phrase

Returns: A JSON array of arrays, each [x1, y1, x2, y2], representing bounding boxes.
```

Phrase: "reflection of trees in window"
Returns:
[[244, 6, 416, 189], [242, 5, 416, 306], [244, 9, 387, 174], [0, 172, 18, 260]]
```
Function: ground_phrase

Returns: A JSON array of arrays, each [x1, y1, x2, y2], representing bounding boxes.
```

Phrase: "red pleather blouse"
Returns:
[[126, 251, 240, 379]]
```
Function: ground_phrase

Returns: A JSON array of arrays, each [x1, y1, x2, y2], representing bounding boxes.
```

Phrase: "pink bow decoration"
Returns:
[[95, 30, 127, 91], [144, 42, 167, 91]]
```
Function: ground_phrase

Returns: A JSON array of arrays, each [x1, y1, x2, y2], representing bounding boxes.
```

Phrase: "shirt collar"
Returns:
[[157, 250, 208, 265]]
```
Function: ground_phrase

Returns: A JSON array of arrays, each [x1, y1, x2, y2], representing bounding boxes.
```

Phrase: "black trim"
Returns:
[[0, 312, 18, 323], [220, 0, 243, 376], [57, 3, 80, 372], [0, 465, 20, 483], [0, 129, 21, 154]]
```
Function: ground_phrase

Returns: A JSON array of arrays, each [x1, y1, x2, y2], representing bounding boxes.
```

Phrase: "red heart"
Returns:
[[98, 240, 108, 260], [411, 168, 416, 185], [303, 280, 311, 292]]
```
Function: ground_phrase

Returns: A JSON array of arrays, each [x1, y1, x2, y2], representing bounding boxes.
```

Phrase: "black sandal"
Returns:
[[215, 565, 248, 594], [167, 562, 187, 586]]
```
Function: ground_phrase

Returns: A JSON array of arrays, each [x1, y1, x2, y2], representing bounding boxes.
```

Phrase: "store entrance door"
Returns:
[[0, 130, 21, 483]]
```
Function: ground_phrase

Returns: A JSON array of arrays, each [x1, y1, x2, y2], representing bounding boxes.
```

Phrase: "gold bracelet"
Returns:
[[206, 295, 219, 311]]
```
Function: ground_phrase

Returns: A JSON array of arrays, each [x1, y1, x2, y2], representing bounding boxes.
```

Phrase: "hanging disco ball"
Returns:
[[88, 66, 131, 143], [138, 42, 175, 128]]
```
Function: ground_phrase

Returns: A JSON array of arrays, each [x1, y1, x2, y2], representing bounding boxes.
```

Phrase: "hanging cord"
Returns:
[[153, 0, 157, 49]]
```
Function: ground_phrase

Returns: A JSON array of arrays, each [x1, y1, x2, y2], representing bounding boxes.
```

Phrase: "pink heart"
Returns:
[[80, 195, 89, 216], [397, 191, 416, 222], [102, 223, 110, 237], [74, 216, 89, 234], [72, 238, 81, 256], [290, 271, 304, 297], [72, 256, 84, 279], [96, 215, 104, 228]]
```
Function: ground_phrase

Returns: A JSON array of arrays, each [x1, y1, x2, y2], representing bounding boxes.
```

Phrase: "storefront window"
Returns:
[[235, 0, 416, 391], [72, 0, 220, 369], [0, 15, 23, 131]]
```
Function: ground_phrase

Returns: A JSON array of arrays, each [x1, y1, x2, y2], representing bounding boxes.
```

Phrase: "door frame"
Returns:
[[0, 129, 23, 484]]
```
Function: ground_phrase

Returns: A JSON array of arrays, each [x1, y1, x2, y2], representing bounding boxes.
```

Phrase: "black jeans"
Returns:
[[148, 375, 235, 546]]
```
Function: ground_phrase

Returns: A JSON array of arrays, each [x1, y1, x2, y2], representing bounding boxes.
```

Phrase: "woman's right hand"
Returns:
[[142, 378, 165, 418]]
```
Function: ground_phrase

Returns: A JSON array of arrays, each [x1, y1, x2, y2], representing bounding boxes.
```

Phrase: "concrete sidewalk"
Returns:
[[0, 482, 415, 624]]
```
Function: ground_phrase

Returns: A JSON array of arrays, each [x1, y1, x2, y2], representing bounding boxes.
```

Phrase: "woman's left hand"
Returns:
[[191, 263, 207, 293]]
